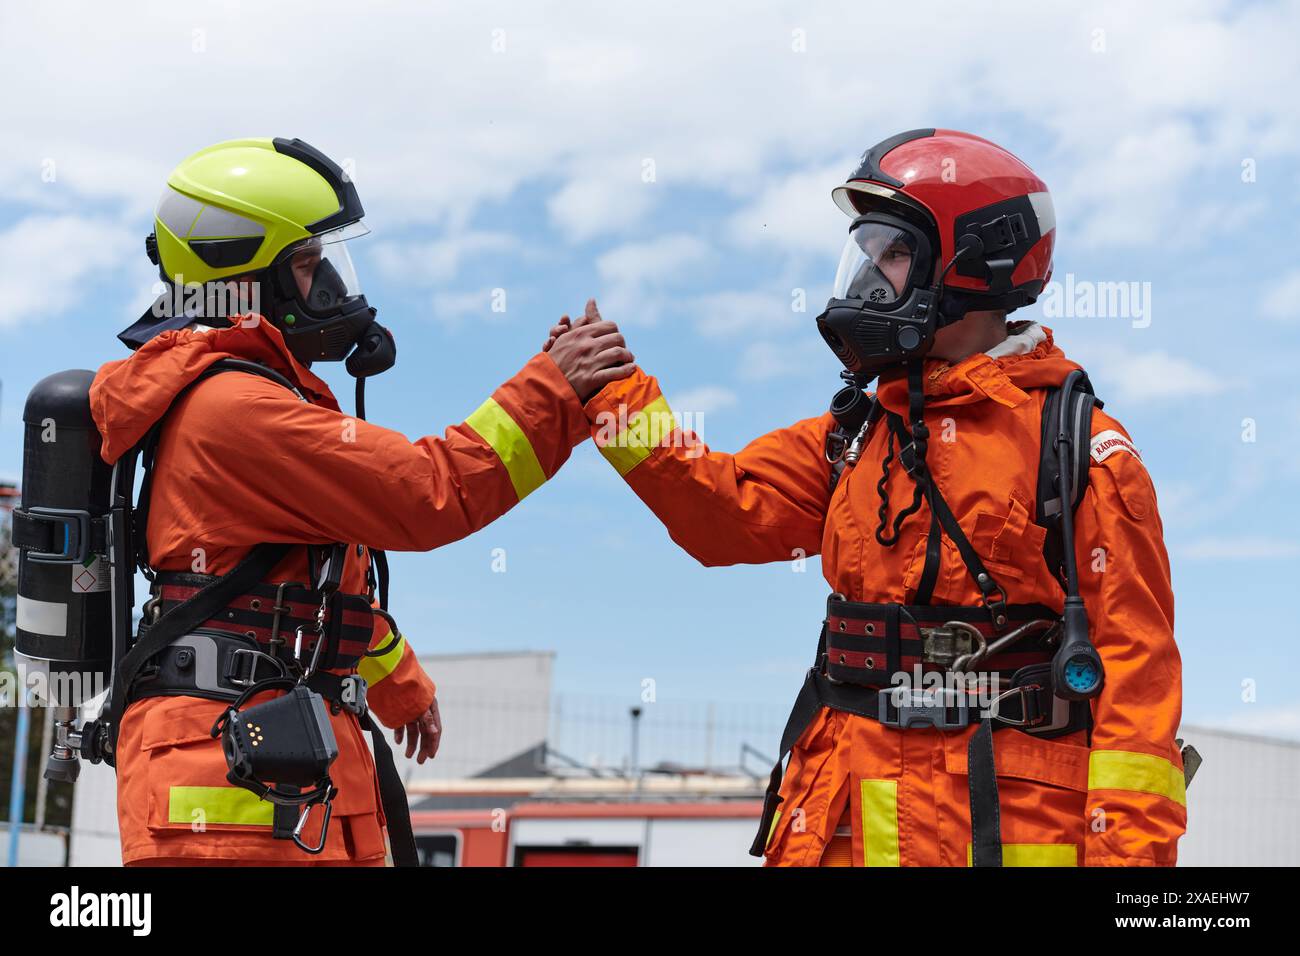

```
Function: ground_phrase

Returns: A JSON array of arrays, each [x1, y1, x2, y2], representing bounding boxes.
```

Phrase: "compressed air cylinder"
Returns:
[[15, 369, 113, 696]]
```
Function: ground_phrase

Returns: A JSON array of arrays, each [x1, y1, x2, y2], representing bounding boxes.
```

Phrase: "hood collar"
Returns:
[[875, 323, 1080, 414], [91, 314, 338, 464]]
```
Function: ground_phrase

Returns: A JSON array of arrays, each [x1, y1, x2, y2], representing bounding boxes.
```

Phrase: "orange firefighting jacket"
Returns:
[[584, 327, 1185, 867], [90, 315, 589, 864]]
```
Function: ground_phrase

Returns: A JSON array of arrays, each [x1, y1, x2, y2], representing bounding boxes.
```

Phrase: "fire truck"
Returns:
[[408, 774, 764, 867]]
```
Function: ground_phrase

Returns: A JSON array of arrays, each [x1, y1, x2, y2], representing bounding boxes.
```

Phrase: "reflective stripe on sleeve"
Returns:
[[1088, 750, 1187, 807], [464, 397, 547, 501], [358, 630, 406, 687], [597, 395, 677, 476]]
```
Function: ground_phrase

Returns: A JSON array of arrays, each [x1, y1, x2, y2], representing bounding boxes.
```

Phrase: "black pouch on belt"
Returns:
[[216, 683, 339, 794]]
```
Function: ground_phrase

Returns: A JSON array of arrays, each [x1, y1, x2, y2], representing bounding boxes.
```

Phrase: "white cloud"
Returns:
[[429, 288, 507, 327], [596, 234, 713, 288], [726, 161, 848, 258], [0, 215, 135, 327], [1260, 269, 1300, 323], [588, 284, 662, 328], [4, 0, 1300, 373], [1175, 536, 1300, 561], [593, 234, 715, 326], [693, 290, 804, 339], [1153, 479, 1223, 531], [1051, 122, 1206, 249], [369, 232, 518, 287], [548, 171, 656, 242], [5, 0, 1295, 249], [669, 385, 738, 416], [1093, 349, 1228, 404], [738, 339, 825, 382]]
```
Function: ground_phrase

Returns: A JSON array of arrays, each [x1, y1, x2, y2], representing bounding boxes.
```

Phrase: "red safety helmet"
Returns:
[[832, 128, 1055, 315], [817, 129, 1056, 379]]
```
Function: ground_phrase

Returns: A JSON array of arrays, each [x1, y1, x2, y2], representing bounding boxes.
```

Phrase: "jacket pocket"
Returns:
[[141, 694, 378, 838], [971, 493, 1048, 585], [763, 710, 841, 865], [900, 532, 963, 603], [141, 697, 274, 835], [942, 729, 1089, 866], [944, 730, 1089, 791]]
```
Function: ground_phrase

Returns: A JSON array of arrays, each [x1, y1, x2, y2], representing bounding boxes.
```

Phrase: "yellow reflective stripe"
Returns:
[[168, 786, 273, 826], [358, 630, 405, 687], [966, 843, 1078, 866], [597, 395, 677, 477], [1088, 750, 1187, 807], [860, 779, 899, 867], [765, 809, 782, 849], [465, 397, 547, 501]]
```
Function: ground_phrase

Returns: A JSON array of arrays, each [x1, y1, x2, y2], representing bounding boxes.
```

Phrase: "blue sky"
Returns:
[[1, 0, 1298, 739]]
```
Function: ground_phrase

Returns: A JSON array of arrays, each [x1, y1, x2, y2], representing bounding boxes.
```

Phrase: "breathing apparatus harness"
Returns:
[[751, 225, 1108, 864], [57, 358, 418, 862], [15, 136, 417, 859]]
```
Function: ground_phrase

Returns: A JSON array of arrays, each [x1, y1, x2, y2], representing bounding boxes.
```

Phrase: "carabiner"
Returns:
[[294, 623, 327, 678], [268, 580, 304, 654], [825, 430, 849, 465], [952, 618, 1056, 672], [292, 788, 336, 855]]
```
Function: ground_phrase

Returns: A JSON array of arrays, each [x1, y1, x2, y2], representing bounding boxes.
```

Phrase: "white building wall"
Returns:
[[1175, 724, 1300, 866], [403, 651, 553, 782]]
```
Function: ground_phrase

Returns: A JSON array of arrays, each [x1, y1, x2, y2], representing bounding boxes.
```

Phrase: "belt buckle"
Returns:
[[880, 686, 970, 730], [1007, 684, 1076, 735], [986, 683, 1051, 728], [920, 623, 981, 668], [21, 507, 91, 563], [338, 674, 368, 717], [227, 647, 287, 688]]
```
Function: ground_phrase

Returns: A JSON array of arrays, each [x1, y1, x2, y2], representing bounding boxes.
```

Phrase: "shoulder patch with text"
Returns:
[[1090, 429, 1141, 465]]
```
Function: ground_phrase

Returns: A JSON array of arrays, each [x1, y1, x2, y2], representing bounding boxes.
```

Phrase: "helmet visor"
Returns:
[[277, 221, 369, 310], [832, 219, 923, 304]]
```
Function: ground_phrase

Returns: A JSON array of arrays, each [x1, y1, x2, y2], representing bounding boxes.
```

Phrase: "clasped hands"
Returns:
[[543, 298, 635, 402]]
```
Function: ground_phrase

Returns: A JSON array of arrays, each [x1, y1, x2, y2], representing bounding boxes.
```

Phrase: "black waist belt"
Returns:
[[151, 572, 376, 671], [749, 598, 1091, 865], [131, 627, 368, 715], [824, 596, 1062, 686]]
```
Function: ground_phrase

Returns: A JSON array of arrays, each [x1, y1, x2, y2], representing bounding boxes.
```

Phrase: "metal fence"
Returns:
[[548, 692, 786, 777], [407, 683, 786, 782]]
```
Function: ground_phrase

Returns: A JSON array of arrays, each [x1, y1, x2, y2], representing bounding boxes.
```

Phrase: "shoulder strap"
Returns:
[[1036, 372, 1102, 584], [100, 360, 307, 761], [133, 359, 305, 576]]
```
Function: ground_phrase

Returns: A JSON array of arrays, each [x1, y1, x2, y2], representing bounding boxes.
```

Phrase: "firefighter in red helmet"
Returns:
[[554, 129, 1187, 866]]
